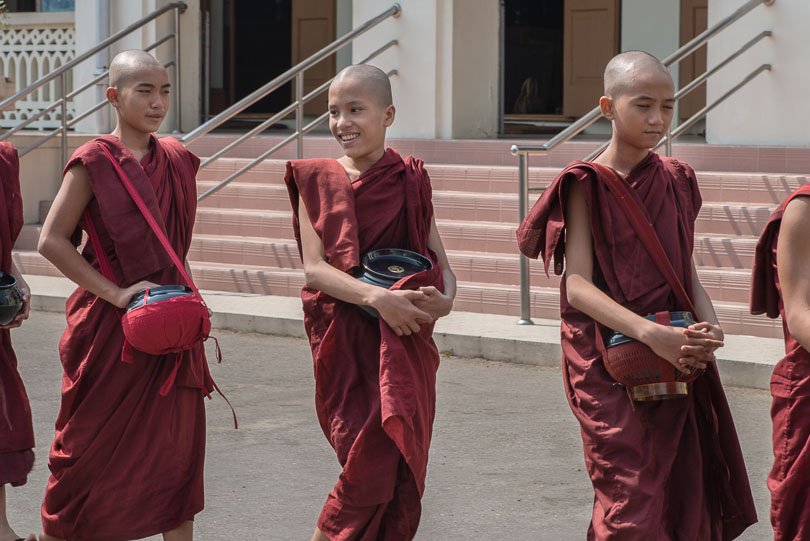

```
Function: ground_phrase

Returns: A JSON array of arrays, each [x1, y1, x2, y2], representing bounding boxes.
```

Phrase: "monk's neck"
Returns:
[[111, 125, 152, 161], [596, 139, 650, 177], [338, 148, 385, 179]]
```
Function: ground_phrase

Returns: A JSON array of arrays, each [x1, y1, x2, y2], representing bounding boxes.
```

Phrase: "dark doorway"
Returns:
[[231, 0, 291, 115], [503, 1, 564, 117], [206, 0, 292, 117]]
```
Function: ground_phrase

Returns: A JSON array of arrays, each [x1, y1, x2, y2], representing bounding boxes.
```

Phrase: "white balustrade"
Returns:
[[0, 12, 75, 130]]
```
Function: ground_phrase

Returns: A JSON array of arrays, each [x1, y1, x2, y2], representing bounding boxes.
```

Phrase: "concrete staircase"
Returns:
[[13, 135, 809, 339]]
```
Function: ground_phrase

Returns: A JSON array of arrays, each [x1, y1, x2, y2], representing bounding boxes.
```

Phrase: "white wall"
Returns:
[[352, 0, 439, 138], [352, 0, 499, 139], [621, 0, 680, 85], [451, 0, 499, 139], [705, 0, 792, 145]]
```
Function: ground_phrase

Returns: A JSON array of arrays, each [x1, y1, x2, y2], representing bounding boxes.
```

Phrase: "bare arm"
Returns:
[[414, 216, 456, 319], [564, 180, 719, 371], [38, 164, 157, 309], [777, 197, 810, 350], [681, 261, 724, 361], [297, 197, 431, 336]]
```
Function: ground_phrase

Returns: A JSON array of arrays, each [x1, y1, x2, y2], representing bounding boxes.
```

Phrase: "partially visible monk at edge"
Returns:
[[751, 175, 810, 539], [517, 51, 757, 539], [0, 142, 36, 541], [283, 64, 457, 541], [37, 50, 215, 541]]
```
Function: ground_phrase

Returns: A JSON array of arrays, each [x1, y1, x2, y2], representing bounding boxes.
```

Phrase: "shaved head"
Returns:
[[109, 49, 165, 88], [604, 51, 672, 98], [330, 64, 393, 107]]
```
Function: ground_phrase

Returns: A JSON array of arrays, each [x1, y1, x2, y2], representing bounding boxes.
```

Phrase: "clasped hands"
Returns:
[[371, 286, 452, 337], [646, 321, 724, 375]]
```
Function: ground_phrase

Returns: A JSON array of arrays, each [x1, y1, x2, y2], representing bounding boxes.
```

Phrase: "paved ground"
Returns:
[[6, 311, 774, 540]]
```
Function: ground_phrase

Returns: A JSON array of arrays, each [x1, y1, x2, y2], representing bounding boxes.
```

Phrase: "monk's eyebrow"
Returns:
[[631, 95, 675, 103]]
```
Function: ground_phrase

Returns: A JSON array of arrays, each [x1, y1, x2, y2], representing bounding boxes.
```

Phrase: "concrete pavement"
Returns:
[[6, 310, 774, 540]]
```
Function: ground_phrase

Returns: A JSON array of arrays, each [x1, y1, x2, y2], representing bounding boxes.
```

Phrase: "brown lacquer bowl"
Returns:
[[604, 311, 704, 401]]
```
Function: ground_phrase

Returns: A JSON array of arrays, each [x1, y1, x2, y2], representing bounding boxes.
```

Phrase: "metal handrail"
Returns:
[[180, 3, 401, 146], [0, 2, 187, 164], [510, 0, 774, 325], [189, 4, 402, 202]]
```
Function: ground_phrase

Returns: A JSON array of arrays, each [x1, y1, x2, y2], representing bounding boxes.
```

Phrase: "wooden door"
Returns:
[[292, 0, 336, 115], [679, 0, 708, 120], [562, 0, 619, 117]]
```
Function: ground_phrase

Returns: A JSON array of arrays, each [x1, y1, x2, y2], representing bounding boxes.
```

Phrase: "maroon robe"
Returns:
[[0, 142, 35, 487], [41, 135, 212, 541], [750, 184, 810, 541], [517, 152, 756, 540], [285, 148, 442, 540]]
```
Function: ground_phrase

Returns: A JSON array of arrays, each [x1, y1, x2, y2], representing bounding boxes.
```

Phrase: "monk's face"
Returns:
[[106, 65, 171, 135], [600, 70, 675, 151], [327, 76, 395, 162]]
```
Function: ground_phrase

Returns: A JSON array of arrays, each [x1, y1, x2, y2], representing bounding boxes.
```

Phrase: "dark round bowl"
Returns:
[[0, 272, 23, 325], [356, 248, 433, 317], [126, 285, 193, 312]]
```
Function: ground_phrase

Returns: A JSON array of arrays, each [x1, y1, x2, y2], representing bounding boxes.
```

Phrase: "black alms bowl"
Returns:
[[356, 248, 433, 317], [0, 272, 23, 325], [126, 285, 193, 312]]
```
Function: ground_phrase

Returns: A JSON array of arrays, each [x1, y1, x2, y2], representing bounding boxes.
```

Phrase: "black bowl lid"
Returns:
[[362, 248, 432, 280]]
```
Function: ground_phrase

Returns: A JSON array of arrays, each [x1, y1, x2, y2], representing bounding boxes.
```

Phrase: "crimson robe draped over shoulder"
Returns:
[[517, 152, 756, 540], [285, 148, 442, 541], [0, 142, 35, 487], [41, 135, 212, 541], [750, 184, 810, 541]]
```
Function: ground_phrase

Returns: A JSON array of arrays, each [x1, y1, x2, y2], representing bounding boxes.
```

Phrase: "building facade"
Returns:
[[0, 0, 800, 144]]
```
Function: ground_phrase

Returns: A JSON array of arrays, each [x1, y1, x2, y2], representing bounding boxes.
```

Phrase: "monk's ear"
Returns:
[[106, 86, 119, 108], [599, 95, 614, 120], [383, 104, 396, 127]]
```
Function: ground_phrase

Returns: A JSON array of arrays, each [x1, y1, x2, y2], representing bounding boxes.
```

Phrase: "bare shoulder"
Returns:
[[782, 195, 810, 230]]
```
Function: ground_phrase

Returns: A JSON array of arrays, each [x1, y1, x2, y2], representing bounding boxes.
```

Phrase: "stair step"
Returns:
[[696, 202, 773, 236], [693, 234, 758, 269], [695, 171, 808, 205]]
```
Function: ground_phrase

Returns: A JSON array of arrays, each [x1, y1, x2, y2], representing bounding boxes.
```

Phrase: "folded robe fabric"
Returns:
[[41, 135, 214, 541], [517, 151, 756, 540], [0, 142, 35, 487], [285, 148, 442, 540], [750, 184, 810, 541]]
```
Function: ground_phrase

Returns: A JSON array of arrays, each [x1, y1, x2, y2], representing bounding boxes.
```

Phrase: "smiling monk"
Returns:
[[284, 64, 457, 541]]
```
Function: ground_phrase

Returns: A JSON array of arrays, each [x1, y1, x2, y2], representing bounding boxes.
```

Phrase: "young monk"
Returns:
[[37, 50, 212, 541], [0, 143, 35, 541], [517, 51, 757, 539], [284, 64, 456, 540], [751, 184, 810, 539]]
